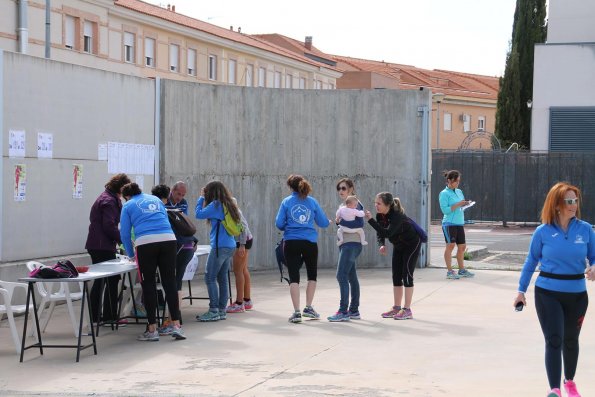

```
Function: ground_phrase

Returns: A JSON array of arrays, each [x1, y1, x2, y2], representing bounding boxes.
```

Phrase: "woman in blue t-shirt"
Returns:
[[514, 182, 595, 397]]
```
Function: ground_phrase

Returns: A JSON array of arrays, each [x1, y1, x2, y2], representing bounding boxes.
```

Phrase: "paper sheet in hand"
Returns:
[[461, 201, 476, 211]]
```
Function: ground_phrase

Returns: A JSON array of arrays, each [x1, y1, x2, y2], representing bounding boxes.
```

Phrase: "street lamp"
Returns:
[[433, 93, 445, 149]]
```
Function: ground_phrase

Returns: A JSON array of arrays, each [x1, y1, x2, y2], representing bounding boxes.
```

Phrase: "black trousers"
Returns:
[[88, 250, 121, 322], [283, 240, 318, 284]]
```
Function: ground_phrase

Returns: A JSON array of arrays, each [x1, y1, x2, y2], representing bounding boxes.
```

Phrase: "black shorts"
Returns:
[[442, 225, 466, 245], [236, 238, 253, 250]]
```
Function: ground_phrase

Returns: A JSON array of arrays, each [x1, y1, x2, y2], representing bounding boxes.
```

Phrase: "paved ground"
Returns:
[[2, 260, 595, 396]]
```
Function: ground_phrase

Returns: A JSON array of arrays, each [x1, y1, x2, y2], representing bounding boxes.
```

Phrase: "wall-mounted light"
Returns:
[[526, 99, 533, 109]]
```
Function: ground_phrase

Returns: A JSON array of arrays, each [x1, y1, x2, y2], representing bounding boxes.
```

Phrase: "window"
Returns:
[[299, 77, 306, 89], [145, 37, 155, 67], [274, 71, 281, 88], [245, 64, 253, 87], [463, 114, 471, 132], [285, 74, 292, 89], [83, 21, 94, 53], [208, 55, 217, 80], [258, 67, 266, 87], [65, 16, 76, 49], [315, 80, 322, 89], [228, 59, 236, 85], [478, 116, 486, 131], [443, 113, 452, 131], [124, 32, 135, 63], [187, 48, 196, 76], [169, 44, 179, 72]]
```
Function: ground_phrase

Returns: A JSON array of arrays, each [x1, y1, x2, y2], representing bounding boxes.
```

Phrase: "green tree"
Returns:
[[495, 0, 547, 149]]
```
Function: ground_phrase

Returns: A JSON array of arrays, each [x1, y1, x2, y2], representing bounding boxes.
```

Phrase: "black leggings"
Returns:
[[283, 240, 318, 284], [88, 250, 120, 322], [535, 286, 588, 389], [391, 239, 421, 287], [136, 240, 179, 325]]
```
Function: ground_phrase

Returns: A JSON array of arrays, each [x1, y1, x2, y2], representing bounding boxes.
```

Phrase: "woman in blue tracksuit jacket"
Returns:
[[513, 182, 595, 397], [120, 183, 185, 341], [276, 174, 330, 323], [194, 180, 240, 322]]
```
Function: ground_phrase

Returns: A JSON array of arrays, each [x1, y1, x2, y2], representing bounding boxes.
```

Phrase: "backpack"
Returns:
[[274, 239, 290, 284], [167, 209, 196, 237], [406, 217, 428, 243], [221, 205, 243, 237], [29, 260, 79, 279]]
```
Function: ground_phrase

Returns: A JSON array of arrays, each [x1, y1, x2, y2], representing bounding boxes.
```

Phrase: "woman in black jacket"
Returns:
[[365, 192, 421, 320]]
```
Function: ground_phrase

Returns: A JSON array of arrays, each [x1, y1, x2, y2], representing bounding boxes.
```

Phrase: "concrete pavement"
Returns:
[[1, 263, 595, 396]]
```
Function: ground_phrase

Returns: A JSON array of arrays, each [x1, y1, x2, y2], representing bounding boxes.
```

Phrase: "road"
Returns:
[[429, 224, 533, 253]]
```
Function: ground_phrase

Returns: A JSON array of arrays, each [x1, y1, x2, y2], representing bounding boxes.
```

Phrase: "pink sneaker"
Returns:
[[547, 388, 561, 397], [225, 303, 245, 313], [243, 299, 253, 310], [393, 308, 413, 320], [381, 306, 401, 318], [564, 380, 581, 397]]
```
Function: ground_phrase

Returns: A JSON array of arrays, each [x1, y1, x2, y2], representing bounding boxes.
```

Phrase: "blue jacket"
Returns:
[[120, 193, 175, 257], [518, 218, 595, 293], [195, 197, 236, 249], [275, 192, 330, 243], [439, 186, 466, 225]]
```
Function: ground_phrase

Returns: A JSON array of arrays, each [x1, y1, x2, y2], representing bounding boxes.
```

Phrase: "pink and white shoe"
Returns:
[[225, 303, 245, 313], [243, 299, 253, 310], [564, 380, 581, 397], [547, 388, 561, 397]]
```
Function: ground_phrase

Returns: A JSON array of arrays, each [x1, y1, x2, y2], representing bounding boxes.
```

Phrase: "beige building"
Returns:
[[253, 33, 500, 150], [0, 0, 341, 88]]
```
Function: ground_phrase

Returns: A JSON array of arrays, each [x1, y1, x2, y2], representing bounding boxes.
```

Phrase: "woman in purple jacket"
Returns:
[[85, 173, 130, 325]]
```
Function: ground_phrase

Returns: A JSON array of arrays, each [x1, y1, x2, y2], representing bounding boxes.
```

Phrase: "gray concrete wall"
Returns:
[[1, 51, 155, 275], [161, 81, 430, 270]]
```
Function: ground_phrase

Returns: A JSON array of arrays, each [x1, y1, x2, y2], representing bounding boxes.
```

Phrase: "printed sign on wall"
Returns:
[[37, 132, 53, 158], [14, 164, 26, 201], [73, 164, 83, 199], [9, 130, 26, 158]]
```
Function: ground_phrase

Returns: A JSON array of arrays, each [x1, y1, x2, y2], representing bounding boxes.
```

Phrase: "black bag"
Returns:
[[406, 217, 428, 243], [167, 209, 196, 237], [274, 239, 291, 284], [29, 260, 79, 279]]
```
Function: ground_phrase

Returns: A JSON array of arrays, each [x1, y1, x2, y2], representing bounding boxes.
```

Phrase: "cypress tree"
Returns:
[[495, 0, 547, 149]]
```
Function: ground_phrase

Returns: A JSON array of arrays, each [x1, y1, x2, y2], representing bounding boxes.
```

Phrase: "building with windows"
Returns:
[[1, 0, 340, 88], [531, 0, 595, 151]]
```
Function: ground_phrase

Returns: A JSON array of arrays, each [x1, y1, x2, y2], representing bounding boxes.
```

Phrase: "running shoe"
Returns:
[[243, 299, 253, 310], [547, 388, 561, 397], [381, 306, 401, 318], [564, 380, 581, 397], [288, 311, 302, 323], [226, 303, 245, 313], [458, 269, 475, 278], [157, 321, 174, 335], [218, 312, 227, 320], [348, 310, 361, 320], [446, 270, 460, 279], [196, 311, 220, 322], [394, 308, 413, 320], [171, 326, 187, 340], [137, 330, 159, 341], [302, 306, 320, 319], [327, 311, 350, 322]]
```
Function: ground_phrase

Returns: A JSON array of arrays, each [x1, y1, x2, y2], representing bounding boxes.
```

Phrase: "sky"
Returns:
[[143, 0, 519, 77]]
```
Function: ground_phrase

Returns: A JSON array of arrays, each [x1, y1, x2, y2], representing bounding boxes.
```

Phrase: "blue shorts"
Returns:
[[442, 225, 466, 245]]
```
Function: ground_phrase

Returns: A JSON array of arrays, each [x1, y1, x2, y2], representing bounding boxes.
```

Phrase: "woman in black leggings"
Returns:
[[366, 192, 421, 320], [514, 182, 595, 397]]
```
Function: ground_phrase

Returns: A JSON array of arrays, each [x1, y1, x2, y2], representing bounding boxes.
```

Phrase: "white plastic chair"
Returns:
[[0, 280, 35, 354], [25, 261, 84, 337]]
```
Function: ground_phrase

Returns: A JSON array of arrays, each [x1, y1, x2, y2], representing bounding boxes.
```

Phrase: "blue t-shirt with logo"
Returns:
[[275, 192, 330, 243]]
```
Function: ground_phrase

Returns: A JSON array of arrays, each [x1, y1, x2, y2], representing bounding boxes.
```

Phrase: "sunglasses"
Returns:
[[337, 186, 348, 191], [563, 198, 579, 205]]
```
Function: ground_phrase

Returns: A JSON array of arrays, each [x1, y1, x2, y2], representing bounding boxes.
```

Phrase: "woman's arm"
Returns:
[[195, 199, 221, 220], [275, 202, 287, 231]]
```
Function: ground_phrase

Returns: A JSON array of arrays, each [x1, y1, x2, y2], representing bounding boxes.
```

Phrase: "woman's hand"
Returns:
[[364, 210, 373, 220], [238, 245, 246, 258], [513, 292, 526, 308], [335, 216, 341, 224], [200, 187, 205, 197], [458, 200, 470, 207], [585, 265, 595, 281], [379, 245, 386, 256]]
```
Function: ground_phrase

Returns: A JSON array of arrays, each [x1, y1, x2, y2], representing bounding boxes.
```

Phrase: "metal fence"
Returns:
[[431, 151, 595, 224]]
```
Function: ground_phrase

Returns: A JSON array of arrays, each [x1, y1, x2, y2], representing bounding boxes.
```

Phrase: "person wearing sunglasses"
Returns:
[[438, 170, 475, 279], [513, 182, 595, 397], [327, 178, 366, 322]]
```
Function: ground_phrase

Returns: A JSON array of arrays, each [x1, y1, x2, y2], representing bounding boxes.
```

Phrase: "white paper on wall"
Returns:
[[9, 130, 26, 158], [37, 132, 53, 158], [135, 175, 144, 191], [98, 144, 107, 161]]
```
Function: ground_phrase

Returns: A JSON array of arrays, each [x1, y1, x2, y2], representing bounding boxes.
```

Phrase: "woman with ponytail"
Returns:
[[365, 192, 421, 320], [195, 180, 240, 322], [275, 174, 330, 323]]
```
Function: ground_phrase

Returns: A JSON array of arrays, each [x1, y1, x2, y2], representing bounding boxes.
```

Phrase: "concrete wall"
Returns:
[[1, 51, 155, 271], [548, 0, 595, 43], [160, 81, 430, 270], [531, 43, 595, 151]]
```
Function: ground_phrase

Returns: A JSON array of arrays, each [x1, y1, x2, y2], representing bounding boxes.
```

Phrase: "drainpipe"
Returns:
[[45, 0, 50, 58], [154, 77, 161, 184], [17, 0, 28, 54], [418, 102, 431, 268]]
